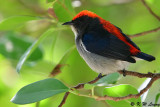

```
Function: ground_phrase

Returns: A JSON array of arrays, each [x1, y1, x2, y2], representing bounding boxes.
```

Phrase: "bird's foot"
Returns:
[[98, 73, 103, 78], [98, 73, 106, 79], [122, 69, 126, 77]]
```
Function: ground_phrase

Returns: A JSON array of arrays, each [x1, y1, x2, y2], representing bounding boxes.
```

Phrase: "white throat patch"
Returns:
[[71, 25, 78, 38]]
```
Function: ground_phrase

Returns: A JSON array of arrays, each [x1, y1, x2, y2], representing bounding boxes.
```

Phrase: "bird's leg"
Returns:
[[98, 73, 103, 78], [98, 73, 106, 78], [122, 69, 126, 77]]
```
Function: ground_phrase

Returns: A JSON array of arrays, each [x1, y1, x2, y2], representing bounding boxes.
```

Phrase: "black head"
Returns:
[[63, 16, 101, 36], [62, 10, 103, 36]]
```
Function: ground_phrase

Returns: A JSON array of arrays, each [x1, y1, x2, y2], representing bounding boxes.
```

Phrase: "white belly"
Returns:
[[76, 40, 130, 74]]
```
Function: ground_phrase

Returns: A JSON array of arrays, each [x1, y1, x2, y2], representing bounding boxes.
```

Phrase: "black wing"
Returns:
[[82, 31, 136, 63], [116, 26, 140, 50]]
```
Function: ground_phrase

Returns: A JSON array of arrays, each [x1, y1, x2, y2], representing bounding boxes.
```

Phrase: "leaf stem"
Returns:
[[36, 102, 40, 107], [69, 90, 98, 99], [91, 86, 95, 96]]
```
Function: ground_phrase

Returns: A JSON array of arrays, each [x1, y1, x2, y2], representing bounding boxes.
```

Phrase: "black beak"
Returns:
[[62, 21, 73, 25]]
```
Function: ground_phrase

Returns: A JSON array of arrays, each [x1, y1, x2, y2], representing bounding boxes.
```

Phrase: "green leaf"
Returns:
[[11, 78, 69, 104], [0, 16, 40, 31], [0, 32, 43, 60], [16, 28, 55, 73], [155, 93, 160, 104], [103, 84, 142, 107], [93, 73, 120, 86], [53, 0, 75, 22], [84, 84, 95, 90]]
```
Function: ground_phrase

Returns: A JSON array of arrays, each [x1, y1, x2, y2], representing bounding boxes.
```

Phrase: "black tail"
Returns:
[[135, 52, 155, 61]]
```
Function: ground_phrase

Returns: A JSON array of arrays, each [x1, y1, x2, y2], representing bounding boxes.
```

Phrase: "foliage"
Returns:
[[11, 78, 69, 104], [0, 0, 160, 107]]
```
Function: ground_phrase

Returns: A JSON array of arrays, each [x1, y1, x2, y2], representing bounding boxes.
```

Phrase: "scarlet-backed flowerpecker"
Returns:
[[63, 10, 155, 75]]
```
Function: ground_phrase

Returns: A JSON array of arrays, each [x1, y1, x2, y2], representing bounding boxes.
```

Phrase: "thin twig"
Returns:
[[73, 76, 102, 89], [58, 92, 70, 107], [58, 70, 160, 106], [128, 0, 160, 38], [58, 76, 103, 107], [129, 26, 160, 38], [49, 64, 68, 77], [141, 0, 160, 21], [117, 70, 155, 78], [48, 8, 59, 20]]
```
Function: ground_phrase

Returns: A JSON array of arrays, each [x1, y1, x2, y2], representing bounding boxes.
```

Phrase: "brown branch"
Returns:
[[117, 70, 156, 78], [73, 75, 102, 89], [58, 70, 160, 107], [49, 64, 68, 77], [58, 92, 70, 107], [58, 75, 104, 107], [128, 0, 160, 38], [96, 71, 159, 101], [129, 26, 160, 38], [141, 0, 160, 21], [48, 8, 59, 20]]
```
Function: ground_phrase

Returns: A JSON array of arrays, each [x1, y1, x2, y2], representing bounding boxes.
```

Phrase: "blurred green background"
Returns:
[[0, 0, 160, 107]]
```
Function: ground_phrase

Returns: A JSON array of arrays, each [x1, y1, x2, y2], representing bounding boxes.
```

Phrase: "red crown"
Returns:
[[72, 10, 100, 20]]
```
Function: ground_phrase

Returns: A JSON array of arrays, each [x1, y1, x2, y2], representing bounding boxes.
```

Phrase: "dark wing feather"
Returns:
[[82, 31, 136, 63], [115, 26, 140, 50]]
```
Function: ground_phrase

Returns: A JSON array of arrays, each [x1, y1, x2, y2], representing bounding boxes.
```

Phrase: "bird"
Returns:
[[62, 10, 155, 75]]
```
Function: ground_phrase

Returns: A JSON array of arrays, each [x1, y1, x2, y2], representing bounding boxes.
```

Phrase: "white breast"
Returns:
[[76, 40, 129, 74]]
